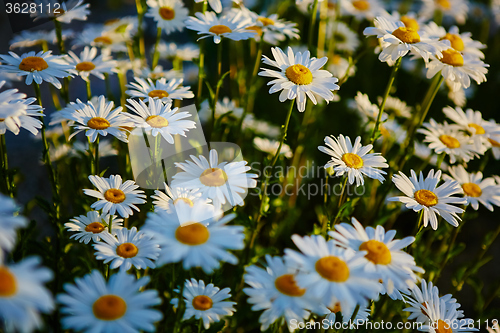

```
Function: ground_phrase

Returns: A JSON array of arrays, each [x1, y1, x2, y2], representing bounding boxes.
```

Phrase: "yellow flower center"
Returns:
[[159, 7, 175, 20], [352, 0, 370, 10], [257, 17, 275, 26], [18, 56, 49, 72], [148, 89, 169, 99], [87, 117, 111, 130], [274, 274, 306, 297], [0, 267, 17, 297], [175, 223, 210, 245], [192, 295, 213, 310], [488, 138, 500, 147], [439, 134, 461, 148], [85, 222, 106, 234], [331, 54, 342, 65], [246, 26, 263, 35], [146, 115, 169, 128], [315, 256, 350, 282], [436, 0, 451, 10], [76, 61, 96, 72], [173, 197, 194, 207], [93, 295, 127, 321], [328, 302, 342, 313], [401, 16, 420, 31], [116, 242, 139, 258], [468, 123, 485, 135], [285, 64, 313, 85], [341, 152, 364, 169], [94, 36, 113, 45], [209, 25, 232, 35], [199, 168, 228, 187], [414, 189, 438, 207], [359, 240, 392, 265], [436, 319, 453, 333], [440, 33, 465, 51], [392, 27, 421, 44], [104, 189, 126, 204], [439, 49, 464, 66], [462, 183, 482, 197]]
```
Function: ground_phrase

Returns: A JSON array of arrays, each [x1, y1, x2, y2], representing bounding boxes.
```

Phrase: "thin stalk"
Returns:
[[86, 80, 92, 101], [307, 0, 320, 54], [53, 20, 66, 53], [104, 73, 116, 104], [370, 57, 402, 144], [209, 42, 224, 142], [94, 136, 100, 176], [217, 39, 223, 77], [332, 176, 348, 226], [152, 27, 162, 70], [135, 0, 146, 63], [0, 135, 13, 197]]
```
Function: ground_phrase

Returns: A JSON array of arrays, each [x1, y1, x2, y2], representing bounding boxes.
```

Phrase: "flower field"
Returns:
[[1, 0, 500, 332]]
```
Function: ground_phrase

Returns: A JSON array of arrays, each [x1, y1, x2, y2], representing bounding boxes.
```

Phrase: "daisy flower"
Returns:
[[443, 106, 498, 151], [0, 257, 54, 333], [157, 42, 200, 61], [171, 149, 258, 209], [327, 21, 360, 53], [238, 8, 300, 45], [103, 16, 138, 39], [31, 0, 90, 23], [185, 11, 256, 44], [378, 95, 412, 118], [419, 0, 468, 25], [253, 137, 293, 158], [388, 169, 466, 230], [194, 0, 222, 13], [284, 235, 382, 315], [445, 165, 500, 211], [330, 217, 424, 300], [403, 279, 463, 324], [63, 95, 133, 143], [349, 91, 386, 123], [142, 208, 244, 273], [125, 97, 196, 143], [340, 0, 387, 21], [151, 182, 204, 212], [9, 30, 58, 49], [0, 51, 73, 89], [93, 227, 160, 271], [425, 48, 489, 91], [363, 16, 448, 63], [83, 175, 147, 218], [72, 24, 128, 53], [171, 279, 235, 329], [66, 46, 117, 82], [418, 119, 480, 163], [419, 298, 477, 333], [58, 270, 162, 332], [126, 77, 194, 103], [422, 22, 486, 59], [64, 211, 123, 244], [318, 134, 388, 187], [198, 97, 243, 123], [2, 97, 44, 136], [0, 194, 27, 258], [135, 64, 183, 81], [244, 255, 328, 331], [146, 0, 189, 35], [0, 80, 29, 121], [259, 46, 340, 112]]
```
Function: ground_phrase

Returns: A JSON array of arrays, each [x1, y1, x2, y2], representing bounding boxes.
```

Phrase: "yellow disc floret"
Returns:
[[175, 223, 210, 245], [76, 61, 96, 71], [192, 295, 213, 310], [116, 243, 139, 258], [359, 240, 392, 265], [439, 49, 464, 67], [439, 134, 461, 148], [87, 117, 111, 130], [315, 256, 350, 282], [414, 189, 438, 207], [199, 168, 228, 187], [400, 16, 420, 31], [19, 56, 49, 72], [209, 25, 232, 35], [104, 189, 126, 204], [274, 274, 306, 297], [285, 64, 313, 85], [468, 123, 485, 135], [462, 183, 482, 197], [85, 222, 106, 234], [440, 33, 465, 51], [0, 267, 17, 297], [392, 27, 421, 44], [159, 7, 175, 20], [257, 17, 275, 26], [148, 89, 169, 99], [146, 115, 169, 128], [93, 295, 127, 321], [342, 153, 364, 169], [352, 0, 370, 11]]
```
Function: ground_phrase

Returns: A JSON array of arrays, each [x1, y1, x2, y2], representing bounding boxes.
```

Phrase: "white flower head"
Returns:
[[146, 0, 189, 34], [31, 0, 90, 23], [66, 46, 117, 81], [171, 279, 235, 329], [0, 194, 28, 258], [126, 77, 194, 102], [0, 51, 73, 89], [419, 0, 469, 25], [151, 182, 205, 212], [318, 134, 388, 187], [83, 175, 147, 218], [253, 137, 293, 158], [64, 211, 123, 244], [327, 21, 360, 53], [259, 46, 340, 112], [388, 169, 466, 230]]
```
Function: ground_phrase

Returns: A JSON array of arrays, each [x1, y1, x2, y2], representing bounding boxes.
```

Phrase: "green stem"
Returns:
[[332, 176, 348, 226], [152, 27, 162, 70], [94, 136, 100, 176], [0, 135, 13, 197], [370, 57, 402, 144], [86, 80, 92, 101], [104, 73, 116, 104], [307, 0, 319, 55]]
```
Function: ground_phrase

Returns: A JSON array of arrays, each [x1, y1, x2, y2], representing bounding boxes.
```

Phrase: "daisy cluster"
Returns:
[[1, 0, 500, 331]]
